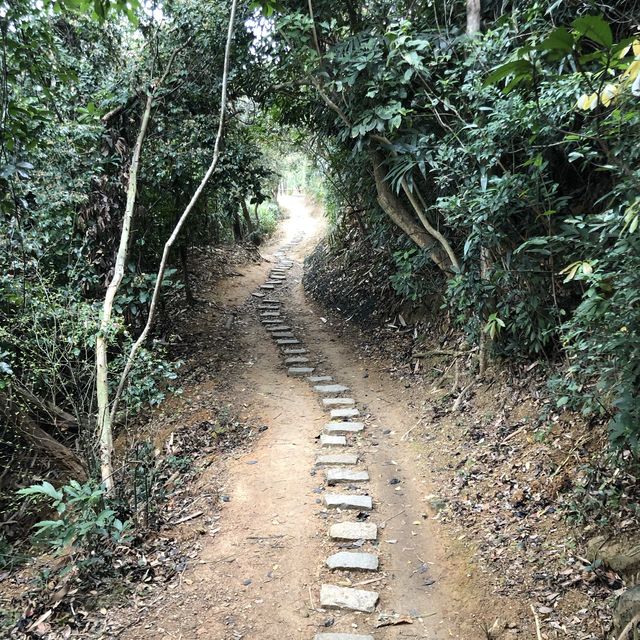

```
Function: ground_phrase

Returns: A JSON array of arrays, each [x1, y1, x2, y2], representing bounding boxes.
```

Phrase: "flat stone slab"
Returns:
[[316, 454, 358, 466], [271, 332, 294, 339], [330, 408, 360, 419], [329, 522, 377, 541], [319, 584, 379, 613], [260, 311, 280, 317], [314, 635, 374, 640], [260, 284, 274, 289], [322, 397, 356, 407], [283, 348, 307, 354], [324, 422, 364, 435], [251, 292, 265, 298], [277, 339, 300, 345], [324, 494, 372, 510], [262, 319, 283, 325], [326, 468, 369, 485], [326, 551, 379, 571], [285, 356, 309, 364], [266, 325, 290, 332], [320, 435, 347, 447], [308, 375, 333, 383], [288, 367, 314, 375], [257, 304, 280, 310], [270, 274, 286, 280], [314, 384, 350, 394]]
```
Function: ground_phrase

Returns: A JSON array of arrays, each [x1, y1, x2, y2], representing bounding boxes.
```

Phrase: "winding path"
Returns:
[[122, 196, 473, 640]]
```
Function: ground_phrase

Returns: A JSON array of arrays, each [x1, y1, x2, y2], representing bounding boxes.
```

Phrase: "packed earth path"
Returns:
[[118, 196, 508, 640]]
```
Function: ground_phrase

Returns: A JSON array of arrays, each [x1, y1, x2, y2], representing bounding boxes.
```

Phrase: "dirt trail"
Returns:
[[121, 196, 488, 640]]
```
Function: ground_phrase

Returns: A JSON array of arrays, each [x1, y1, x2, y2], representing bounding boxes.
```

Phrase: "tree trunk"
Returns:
[[253, 202, 260, 228], [466, 0, 481, 34], [180, 243, 193, 305], [240, 199, 255, 234], [96, 92, 153, 494], [371, 152, 452, 272], [232, 207, 243, 241], [478, 245, 490, 377], [108, 0, 239, 426]]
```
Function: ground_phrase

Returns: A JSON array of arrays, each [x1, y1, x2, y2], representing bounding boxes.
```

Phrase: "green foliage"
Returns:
[[255, 201, 281, 237], [264, 0, 640, 451], [17, 480, 131, 556]]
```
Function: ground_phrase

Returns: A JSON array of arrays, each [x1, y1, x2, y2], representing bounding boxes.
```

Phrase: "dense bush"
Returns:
[[258, 0, 640, 451]]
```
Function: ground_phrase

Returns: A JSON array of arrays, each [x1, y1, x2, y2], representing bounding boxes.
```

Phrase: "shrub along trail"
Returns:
[[114, 196, 526, 639]]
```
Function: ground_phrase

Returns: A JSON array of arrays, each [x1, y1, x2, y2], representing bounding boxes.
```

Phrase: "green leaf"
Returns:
[[539, 27, 574, 54], [18, 481, 63, 501], [572, 16, 613, 48], [484, 60, 534, 87]]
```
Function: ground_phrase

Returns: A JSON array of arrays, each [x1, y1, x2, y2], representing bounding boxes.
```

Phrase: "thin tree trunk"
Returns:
[[95, 40, 194, 493], [478, 245, 490, 377], [240, 199, 254, 234], [232, 207, 243, 241], [372, 151, 452, 271], [466, 0, 481, 34], [180, 243, 193, 305], [253, 202, 260, 228], [96, 93, 153, 493], [109, 0, 239, 426]]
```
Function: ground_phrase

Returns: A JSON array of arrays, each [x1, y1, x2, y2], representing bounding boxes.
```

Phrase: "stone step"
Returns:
[[251, 292, 265, 298], [314, 384, 350, 395], [264, 280, 282, 286], [260, 311, 280, 317], [277, 339, 300, 345], [271, 332, 295, 339], [314, 635, 374, 640], [330, 408, 360, 419], [263, 299, 280, 305], [323, 494, 372, 510], [283, 347, 308, 354], [308, 375, 333, 383], [326, 468, 369, 485], [288, 366, 314, 375], [270, 274, 286, 280], [326, 551, 379, 571], [262, 319, 283, 325], [266, 325, 291, 332], [329, 522, 377, 541], [322, 397, 355, 407], [320, 435, 347, 447], [315, 454, 358, 466], [257, 304, 280, 310], [319, 584, 379, 613], [285, 356, 309, 364], [324, 422, 364, 435], [260, 284, 274, 290]]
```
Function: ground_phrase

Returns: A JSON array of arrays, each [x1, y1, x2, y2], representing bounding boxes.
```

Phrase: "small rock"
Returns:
[[320, 435, 347, 447], [288, 366, 314, 375], [319, 584, 379, 613], [316, 454, 358, 466], [326, 468, 369, 484], [314, 384, 350, 394], [324, 422, 364, 435], [326, 552, 379, 571], [329, 522, 377, 541], [322, 397, 356, 407], [330, 408, 360, 419], [324, 494, 372, 510], [314, 635, 373, 640]]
